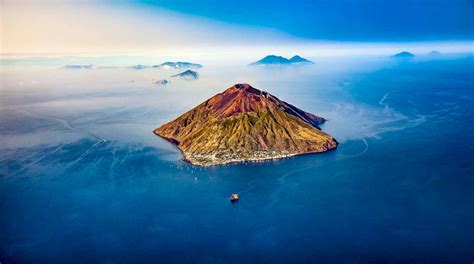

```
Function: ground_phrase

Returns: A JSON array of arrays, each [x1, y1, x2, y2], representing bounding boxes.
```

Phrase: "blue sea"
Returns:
[[1, 55, 473, 263]]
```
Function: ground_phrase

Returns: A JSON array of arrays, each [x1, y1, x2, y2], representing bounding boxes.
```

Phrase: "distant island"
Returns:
[[391, 51, 415, 58], [153, 62, 203, 69], [62, 65, 118, 69], [171, 70, 199, 80], [154, 79, 169, 85], [154, 83, 337, 166], [429, 50, 441, 56], [250, 55, 313, 65], [63, 62, 203, 70], [128, 65, 150, 70], [63, 64, 100, 69]]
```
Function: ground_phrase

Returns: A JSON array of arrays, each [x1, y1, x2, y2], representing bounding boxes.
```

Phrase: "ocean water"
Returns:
[[1, 55, 473, 263]]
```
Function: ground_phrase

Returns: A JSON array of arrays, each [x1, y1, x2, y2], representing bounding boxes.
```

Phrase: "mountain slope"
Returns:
[[154, 83, 337, 166], [251, 55, 291, 65], [289, 55, 313, 64]]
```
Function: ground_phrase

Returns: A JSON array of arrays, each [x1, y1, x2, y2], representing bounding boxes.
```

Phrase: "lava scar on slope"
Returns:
[[154, 83, 338, 166]]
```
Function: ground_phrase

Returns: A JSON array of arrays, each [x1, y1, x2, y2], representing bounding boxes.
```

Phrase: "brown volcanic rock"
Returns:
[[154, 83, 337, 166]]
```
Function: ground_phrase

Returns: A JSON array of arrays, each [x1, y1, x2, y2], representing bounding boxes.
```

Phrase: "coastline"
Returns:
[[154, 130, 338, 166]]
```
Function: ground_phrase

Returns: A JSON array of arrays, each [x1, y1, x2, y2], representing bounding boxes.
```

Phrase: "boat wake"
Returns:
[[15, 109, 105, 142], [278, 138, 369, 184], [262, 138, 369, 209], [258, 138, 369, 208]]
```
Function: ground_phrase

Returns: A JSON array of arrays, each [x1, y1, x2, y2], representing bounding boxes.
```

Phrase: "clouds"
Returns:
[[1, 0, 473, 56], [0, 1, 296, 55]]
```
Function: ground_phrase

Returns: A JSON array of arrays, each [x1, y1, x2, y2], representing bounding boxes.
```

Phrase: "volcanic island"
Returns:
[[154, 83, 337, 166]]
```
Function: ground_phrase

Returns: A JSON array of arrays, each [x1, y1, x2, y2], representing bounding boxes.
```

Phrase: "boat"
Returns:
[[230, 193, 239, 203]]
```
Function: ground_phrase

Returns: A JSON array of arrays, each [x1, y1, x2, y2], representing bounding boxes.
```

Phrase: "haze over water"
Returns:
[[1, 53, 473, 263]]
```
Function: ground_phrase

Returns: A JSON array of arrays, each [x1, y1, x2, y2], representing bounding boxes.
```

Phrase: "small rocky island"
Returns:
[[154, 79, 169, 85], [172, 70, 199, 80], [128, 64, 150, 70], [154, 83, 337, 166], [63, 64, 100, 69]]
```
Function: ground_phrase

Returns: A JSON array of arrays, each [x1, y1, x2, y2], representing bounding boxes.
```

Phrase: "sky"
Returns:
[[1, 0, 473, 56], [137, 0, 474, 41]]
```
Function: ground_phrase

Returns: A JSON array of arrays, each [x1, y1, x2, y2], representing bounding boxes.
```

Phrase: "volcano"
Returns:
[[154, 83, 337, 166]]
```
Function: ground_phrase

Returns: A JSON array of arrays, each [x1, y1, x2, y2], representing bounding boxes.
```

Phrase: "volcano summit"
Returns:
[[154, 84, 337, 166]]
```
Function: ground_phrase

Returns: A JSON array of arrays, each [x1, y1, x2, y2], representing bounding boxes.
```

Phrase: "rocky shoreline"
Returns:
[[181, 145, 337, 166]]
